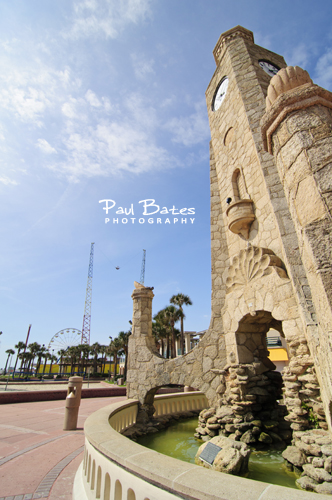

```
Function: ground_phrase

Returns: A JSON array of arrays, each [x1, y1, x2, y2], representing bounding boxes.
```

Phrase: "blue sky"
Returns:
[[1, 0, 332, 367]]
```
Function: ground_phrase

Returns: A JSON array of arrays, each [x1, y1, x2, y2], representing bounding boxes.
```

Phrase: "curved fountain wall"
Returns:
[[73, 392, 331, 500]]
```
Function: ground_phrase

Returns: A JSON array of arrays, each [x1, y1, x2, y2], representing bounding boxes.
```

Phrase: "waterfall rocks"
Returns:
[[283, 429, 332, 494]]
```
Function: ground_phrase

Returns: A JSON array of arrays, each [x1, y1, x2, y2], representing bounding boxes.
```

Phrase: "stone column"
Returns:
[[185, 332, 191, 354], [261, 66, 332, 427], [127, 283, 158, 421]]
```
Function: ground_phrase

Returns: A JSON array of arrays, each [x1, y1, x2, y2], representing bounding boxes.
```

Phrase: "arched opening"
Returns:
[[231, 168, 247, 201], [91, 459, 96, 490], [127, 488, 136, 500], [103, 473, 110, 500], [114, 479, 122, 500], [235, 310, 283, 367], [96, 466, 102, 498], [87, 455, 91, 483]]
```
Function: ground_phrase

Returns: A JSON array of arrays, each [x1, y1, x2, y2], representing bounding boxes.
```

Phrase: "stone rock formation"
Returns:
[[195, 435, 251, 475]]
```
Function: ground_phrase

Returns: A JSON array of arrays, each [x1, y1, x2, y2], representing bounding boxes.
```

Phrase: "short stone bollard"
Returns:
[[63, 376, 83, 431]]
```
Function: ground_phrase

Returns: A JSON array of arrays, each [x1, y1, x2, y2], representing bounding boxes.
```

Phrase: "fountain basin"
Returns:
[[74, 394, 331, 500]]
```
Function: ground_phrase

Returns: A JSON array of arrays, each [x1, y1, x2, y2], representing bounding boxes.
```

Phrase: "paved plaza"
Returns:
[[0, 382, 104, 392], [0, 394, 126, 499]]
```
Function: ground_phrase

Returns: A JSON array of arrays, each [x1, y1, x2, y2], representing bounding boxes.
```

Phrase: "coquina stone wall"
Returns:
[[127, 26, 332, 440]]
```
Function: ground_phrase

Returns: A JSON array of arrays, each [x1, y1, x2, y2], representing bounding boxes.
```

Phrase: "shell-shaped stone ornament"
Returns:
[[266, 66, 313, 110], [134, 280, 145, 289], [226, 246, 288, 291]]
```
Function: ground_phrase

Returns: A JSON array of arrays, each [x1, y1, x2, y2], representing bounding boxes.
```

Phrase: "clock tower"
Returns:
[[205, 26, 330, 433], [127, 26, 331, 442]]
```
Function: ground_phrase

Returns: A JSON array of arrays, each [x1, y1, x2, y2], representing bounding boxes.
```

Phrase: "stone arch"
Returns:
[[235, 310, 283, 365], [127, 285, 225, 410]]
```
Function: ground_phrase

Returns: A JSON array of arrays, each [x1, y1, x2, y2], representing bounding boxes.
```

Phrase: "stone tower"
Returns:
[[127, 26, 332, 440], [206, 25, 331, 432]]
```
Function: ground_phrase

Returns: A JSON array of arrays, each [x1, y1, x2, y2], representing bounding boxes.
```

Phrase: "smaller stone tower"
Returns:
[[261, 66, 332, 423]]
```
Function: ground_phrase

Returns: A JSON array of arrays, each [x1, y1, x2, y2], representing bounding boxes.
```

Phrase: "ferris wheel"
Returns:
[[47, 328, 82, 355]]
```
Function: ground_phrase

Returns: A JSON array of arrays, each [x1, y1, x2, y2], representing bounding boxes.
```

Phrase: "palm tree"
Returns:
[[42, 351, 51, 375], [170, 293, 193, 355], [152, 318, 168, 356], [153, 309, 172, 358], [4, 349, 15, 375], [26, 342, 42, 375], [67, 346, 80, 375], [164, 305, 182, 358], [80, 344, 91, 375], [117, 330, 131, 381], [57, 349, 66, 376], [13, 341, 26, 376], [109, 337, 122, 381], [90, 342, 102, 373], [20, 351, 34, 375], [49, 354, 57, 376], [35, 344, 47, 376], [99, 345, 108, 374], [106, 342, 113, 379]]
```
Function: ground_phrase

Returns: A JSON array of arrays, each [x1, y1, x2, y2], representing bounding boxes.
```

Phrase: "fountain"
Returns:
[[74, 24, 332, 500]]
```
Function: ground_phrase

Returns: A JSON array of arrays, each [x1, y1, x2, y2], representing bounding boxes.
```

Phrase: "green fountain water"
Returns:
[[137, 418, 300, 489]]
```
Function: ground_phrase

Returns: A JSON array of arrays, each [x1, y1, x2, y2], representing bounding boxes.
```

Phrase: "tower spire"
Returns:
[[81, 242, 94, 345]]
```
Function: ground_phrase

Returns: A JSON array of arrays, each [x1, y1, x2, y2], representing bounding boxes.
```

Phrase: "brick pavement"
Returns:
[[0, 395, 126, 499]]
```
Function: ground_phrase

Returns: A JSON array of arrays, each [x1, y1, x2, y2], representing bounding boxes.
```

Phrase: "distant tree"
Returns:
[[49, 354, 57, 375], [90, 342, 102, 373], [4, 349, 15, 375], [57, 349, 66, 376], [13, 341, 26, 375], [42, 351, 51, 375], [20, 351, 34, 375], [170, 293, 192, 355], [109, 337, 122, 380], [164, 305, 182, 358], [35, 345, 47, 375], [99, 345, 108, 374], [153, 310, 171, 358], [152, 317, 168, 357], [66, 346, 80, 375], [117, 330, 131, 381], [80, 344, 91, 375], [27, 342, 42, 374]]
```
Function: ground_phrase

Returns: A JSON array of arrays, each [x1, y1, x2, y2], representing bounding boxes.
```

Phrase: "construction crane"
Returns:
[[140, 249, 146, 285], [81, 242, 95, 345]]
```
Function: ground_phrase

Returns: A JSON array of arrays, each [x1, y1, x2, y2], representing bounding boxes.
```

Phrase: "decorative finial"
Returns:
[[134, 281, 145, 289], [266, 66, 313, 110]]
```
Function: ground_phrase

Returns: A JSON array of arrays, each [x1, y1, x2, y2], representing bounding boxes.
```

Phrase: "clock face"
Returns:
[[213, 77, 228, 111], [259, 60, 280, 77]]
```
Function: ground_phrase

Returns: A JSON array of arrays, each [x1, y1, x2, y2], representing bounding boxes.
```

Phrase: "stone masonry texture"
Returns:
[[126, 26, 332, 450]]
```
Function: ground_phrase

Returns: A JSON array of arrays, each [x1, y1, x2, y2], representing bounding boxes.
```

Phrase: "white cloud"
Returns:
[[164, 101, 210, 147], [0, 41, 81, 128], [50, 119, 176, 182], [254, 32, 272, 51], [315, 48, 332, 90], [124, 92, 157, 130], [0, 86, 50, 127], [36, 139, 57, 155], [286, 43, 311, 69], [68, 0, 152, 39], [62, 100, 79, 119], [0, 176, 18, 186], [85, 89, 101, 107], [131, 53, 155, 81]]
